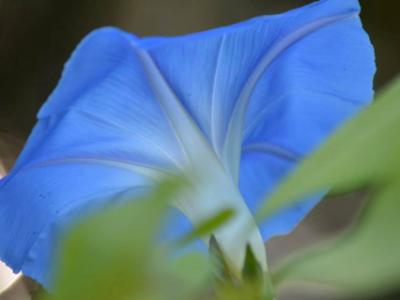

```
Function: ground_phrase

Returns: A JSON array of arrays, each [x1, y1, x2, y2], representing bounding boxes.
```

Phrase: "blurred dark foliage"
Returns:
[[0, 1, 399, 299]]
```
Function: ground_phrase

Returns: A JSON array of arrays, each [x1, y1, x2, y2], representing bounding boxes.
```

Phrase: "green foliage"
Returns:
[[242, 245, 264, 282], [45, 178, 210, 300], [209, 238, 275, 300], [44, 177, 274, 300], [179, 209, 234, 246], [209, 235, 239, 284], [273, 179, 400, 296], [258, 77, 400, 296]]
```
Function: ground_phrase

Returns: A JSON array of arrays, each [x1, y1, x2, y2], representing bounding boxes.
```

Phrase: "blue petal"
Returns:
[[0, 0, 375, 288], [135, 0, 374, 238], [239, 0, 375, 238], [1, 164, 149, 287], [0, 28, 185, 287]]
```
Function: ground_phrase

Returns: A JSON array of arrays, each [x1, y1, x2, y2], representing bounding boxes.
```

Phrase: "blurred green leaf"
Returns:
[[258, 76, 400, 220], [215, 271, 275, 300], [209, 235, 239, 285], [242, 245, 263, 282], [241, 246, 275, 300], [256, 76, 400, 296], [45, 177, 209, 300], [273, 177, 400, 296], [166, 252, 211, 297], [179, 209, 234, 246], [208, 238, 276, 300], [216, 284, 273, 300]]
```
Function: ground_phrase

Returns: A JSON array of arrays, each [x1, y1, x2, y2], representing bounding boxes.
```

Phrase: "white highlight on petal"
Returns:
[[134, 46, 268, 273], [223, 13, 357, 182], [210, 35, 227, 152], [242, 143, 299, 162], [21, 157, 166, 181]]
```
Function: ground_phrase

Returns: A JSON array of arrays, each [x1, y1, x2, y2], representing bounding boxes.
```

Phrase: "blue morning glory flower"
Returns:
[[0, 0, 374, 288]]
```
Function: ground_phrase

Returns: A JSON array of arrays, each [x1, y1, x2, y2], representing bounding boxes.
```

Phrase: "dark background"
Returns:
[[0, 0, 399, 299]]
